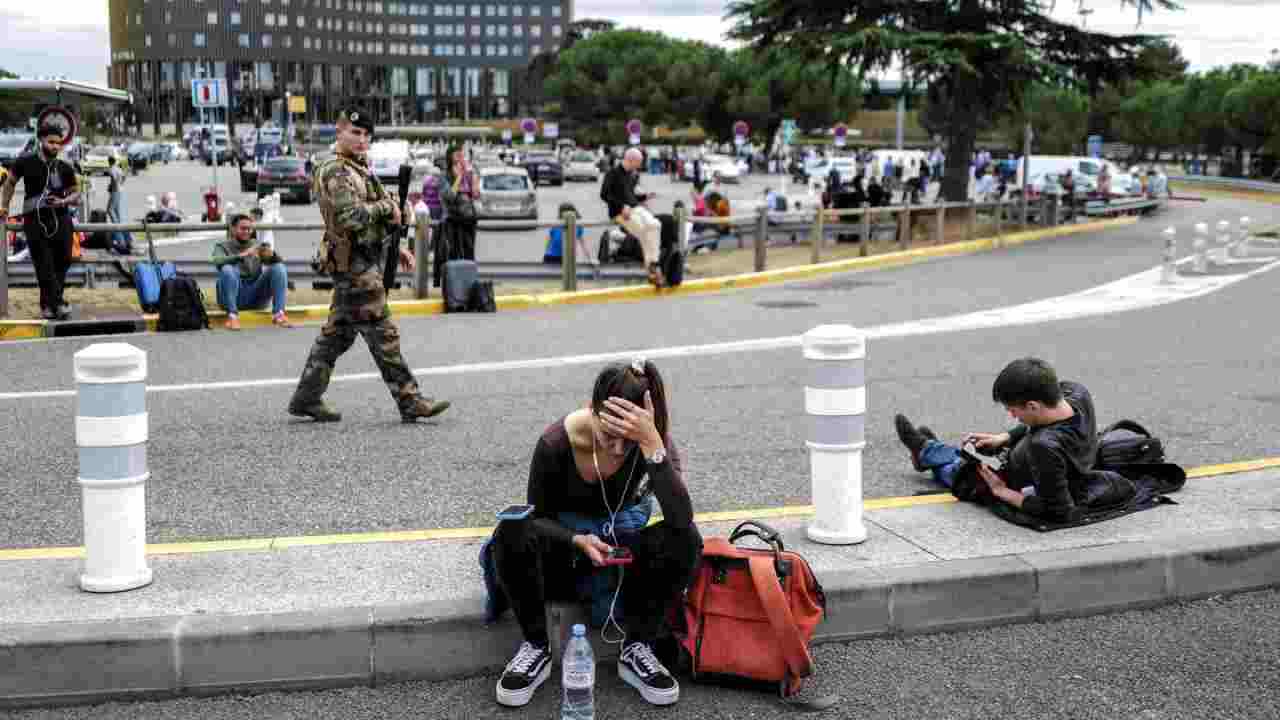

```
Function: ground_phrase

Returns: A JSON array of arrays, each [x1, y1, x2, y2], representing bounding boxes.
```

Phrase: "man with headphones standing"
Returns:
[[0, 124, 81, 320]]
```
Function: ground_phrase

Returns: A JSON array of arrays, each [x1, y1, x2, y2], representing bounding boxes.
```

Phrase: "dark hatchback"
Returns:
[[256, 158, 313, 203], [521, 153, 564, 186]]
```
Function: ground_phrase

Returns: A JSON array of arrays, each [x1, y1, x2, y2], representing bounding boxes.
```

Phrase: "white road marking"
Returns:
[[1, 258, 1276, 402]]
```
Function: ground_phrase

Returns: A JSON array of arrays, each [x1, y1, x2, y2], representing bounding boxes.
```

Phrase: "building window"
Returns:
[[471, 44, 480, 56], [470, 4, 480, 17], [164, 10, 172, 23], [297, 16, 306, 28], [513, 5, 522, 16], [499, 44, 508, 56], [416, 67, 435, 96], [230, 11, 241, 25], [531, 25, 541, 38], [239, 33, 250, 47], [485, 44, 494, 56], [167, 32, 176, 47], [531, 43, 541, 55], [283, 35, 293, 48], [498, 25, 507, 37], [262, 34, 273, 47], [136, 13, 142, 25], [145, 34, 152, 47], [513, 26, 522, 37], [485, 25, 494, 36], [207, 11, 217, 24], [456, 23, 464, 34], [265, 14, 276, 27], [531, 5, 541, 17], [485, 4, 494, 16], [196, 33, 208, 47], [551, 25, 560, 37], [498, 4, 507, 16], [304, 37, 312, 49], [470, 25, 480, 36], [552, 4, 560, 17], [456, 43, 465, 55]]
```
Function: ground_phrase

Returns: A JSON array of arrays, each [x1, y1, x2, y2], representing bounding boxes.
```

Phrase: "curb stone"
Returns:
[[2, 526, 1278, 709]]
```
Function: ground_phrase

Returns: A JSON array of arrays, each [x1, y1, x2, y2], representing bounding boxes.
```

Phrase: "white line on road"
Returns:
[[1, 258, 1275, 402]]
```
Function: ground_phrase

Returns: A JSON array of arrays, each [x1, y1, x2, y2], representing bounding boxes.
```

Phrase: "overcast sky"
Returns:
[[1, 0, 1275, 84]]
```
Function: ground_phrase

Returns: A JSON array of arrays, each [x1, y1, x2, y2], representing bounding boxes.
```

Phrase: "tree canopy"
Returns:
[[543, 30, 860, 148], [727, 0, 1178, 200]]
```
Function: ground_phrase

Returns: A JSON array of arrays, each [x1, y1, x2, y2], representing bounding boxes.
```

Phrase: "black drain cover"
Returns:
[[755, 300, 819, 309]]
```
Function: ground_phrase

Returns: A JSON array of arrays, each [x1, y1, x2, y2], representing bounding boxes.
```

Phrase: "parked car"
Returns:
[[804, 157, 859, 186], [702, 154, 742, 184], [81, 146, 120, 175], [203, 136, 233, 166], [256, 157, 313, 203], [475, 166, 537, 222], [126, 142, 153, 171], [0, 133, 34, 169], [521, 152, 564, 186], [564, 151, 600, 182], [369, 140, 412, 183]]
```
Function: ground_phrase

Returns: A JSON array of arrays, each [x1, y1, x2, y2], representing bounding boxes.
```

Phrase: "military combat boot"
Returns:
[[288, 400, 343, 422], [401, 397, 451, 423]]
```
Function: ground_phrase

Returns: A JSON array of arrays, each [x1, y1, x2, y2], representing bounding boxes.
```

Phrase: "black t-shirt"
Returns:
[[1005, 381, 1098, 521], [525, 417, 693, 547], [12, 151, 78, 216]]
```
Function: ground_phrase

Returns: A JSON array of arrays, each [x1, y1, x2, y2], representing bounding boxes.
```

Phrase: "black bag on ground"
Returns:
[[156, 274, 209, 331], [442, 259, 478, 313], [467, 280, 496, 312], [661, 248, 684, 287], [1096, 420, 1165, 467]]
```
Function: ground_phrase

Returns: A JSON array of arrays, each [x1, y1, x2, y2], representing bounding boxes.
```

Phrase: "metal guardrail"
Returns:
[[1, 198, 1054, 318], [1167, 176, 1280, 193]]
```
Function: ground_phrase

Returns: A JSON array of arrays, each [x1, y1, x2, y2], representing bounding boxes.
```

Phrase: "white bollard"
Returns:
[[1193, 222, 1209, 274], [803, 325, 868, 545], [1215, 220, 1231, 263], [1161, 227, 1177, 285], [74, 343, 153, 593], [1231, 216, 1251, 258]]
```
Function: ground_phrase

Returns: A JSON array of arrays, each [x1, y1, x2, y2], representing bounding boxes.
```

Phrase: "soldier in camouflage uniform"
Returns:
[[288, 108, 451, 423]]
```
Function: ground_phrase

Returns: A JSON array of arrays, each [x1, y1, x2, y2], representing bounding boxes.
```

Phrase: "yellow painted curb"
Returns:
[[2, 455, 1272, 562], [0, 216, 1136, 339]]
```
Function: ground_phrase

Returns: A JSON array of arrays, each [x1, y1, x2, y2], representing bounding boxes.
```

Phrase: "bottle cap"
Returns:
[[571, 623, 586, 636]]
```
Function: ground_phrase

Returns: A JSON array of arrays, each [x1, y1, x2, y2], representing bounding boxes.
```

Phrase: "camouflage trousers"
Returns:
[[291, 269, 421, 410]]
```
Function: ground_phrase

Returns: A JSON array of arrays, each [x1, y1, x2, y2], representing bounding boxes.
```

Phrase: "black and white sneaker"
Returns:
[[496, 641, 552, 707], [618, 641, 679, 705]]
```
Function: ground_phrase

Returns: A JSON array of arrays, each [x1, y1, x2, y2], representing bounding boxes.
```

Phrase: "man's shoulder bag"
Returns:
[[679, 520, 837, 709]]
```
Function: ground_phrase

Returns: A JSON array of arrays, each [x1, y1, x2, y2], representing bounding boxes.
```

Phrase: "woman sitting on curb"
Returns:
[[490, 360, 702, 709]]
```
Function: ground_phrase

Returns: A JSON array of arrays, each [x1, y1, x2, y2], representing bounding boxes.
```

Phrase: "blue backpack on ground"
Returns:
[[134, 261, 176, 313]]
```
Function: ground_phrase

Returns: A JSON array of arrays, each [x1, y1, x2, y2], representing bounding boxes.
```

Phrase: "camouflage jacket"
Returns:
[[314, 151, 399, 275]]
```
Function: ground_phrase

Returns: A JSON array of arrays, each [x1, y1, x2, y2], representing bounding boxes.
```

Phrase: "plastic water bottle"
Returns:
[[561, 624, 595, 720]]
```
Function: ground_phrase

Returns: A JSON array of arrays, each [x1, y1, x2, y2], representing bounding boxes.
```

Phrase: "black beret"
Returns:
[[338, 107, 374, 134]]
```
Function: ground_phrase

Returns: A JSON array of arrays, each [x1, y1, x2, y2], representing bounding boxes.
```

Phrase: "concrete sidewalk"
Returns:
[[2, 466, 1279, 709]]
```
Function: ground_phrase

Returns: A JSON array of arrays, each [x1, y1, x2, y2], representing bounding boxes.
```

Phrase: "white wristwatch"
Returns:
[[645, 446, 667, 465]]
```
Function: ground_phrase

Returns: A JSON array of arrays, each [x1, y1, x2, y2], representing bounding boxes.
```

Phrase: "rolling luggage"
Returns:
[[442, 259, 478, 314]]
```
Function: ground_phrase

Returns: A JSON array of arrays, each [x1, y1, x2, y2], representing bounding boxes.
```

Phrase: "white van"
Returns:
[[869, 149, 930, 179], [1015, 156, 1137, 198]]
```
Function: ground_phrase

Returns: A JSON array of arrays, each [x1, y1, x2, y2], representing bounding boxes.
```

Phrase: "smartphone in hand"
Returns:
[[601, 547, 633, 566], [961, 442, 1004, 472]]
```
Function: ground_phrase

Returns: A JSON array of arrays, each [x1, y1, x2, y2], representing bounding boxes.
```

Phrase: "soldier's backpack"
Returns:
[[156, 274, 210, 331]]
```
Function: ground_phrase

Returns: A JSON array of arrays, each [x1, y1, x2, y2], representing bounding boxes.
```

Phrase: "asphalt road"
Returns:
[[10, 588, 1279, 719], [0, 195, 1276, 548], [75, 159, 791, 265]]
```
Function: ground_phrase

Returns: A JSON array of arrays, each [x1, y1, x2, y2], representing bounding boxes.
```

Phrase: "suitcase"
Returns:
[[442, 259, 478, 314]]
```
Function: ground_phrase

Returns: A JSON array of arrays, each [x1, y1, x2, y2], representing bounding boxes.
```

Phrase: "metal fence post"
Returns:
[[803, 324, 868, 545], [674, 203, 689, 258], [965, 201, 976, 243], [414, 209, 430, 299], [754, 206, 767, 273], [1231, 216, 1251, 258], [1193, 221, 1209, 273], [994, 201, 1004, 247], [934, 203, 946, 245], [810, 203, 825, 264], [561, 210, 578, 292], [898, 206, 912, 249], [860, 204, 871, 257], [1, 221, 8, 318], [75, 342, 153, 593]]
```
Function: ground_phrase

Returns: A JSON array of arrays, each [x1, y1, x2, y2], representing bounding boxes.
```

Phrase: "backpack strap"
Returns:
[[747, 555, 813, 681], [1102, 419, 1152, 438]]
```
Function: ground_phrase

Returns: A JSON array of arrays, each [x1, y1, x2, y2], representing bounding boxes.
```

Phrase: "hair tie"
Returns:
[[631, 358, 646, 375]]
